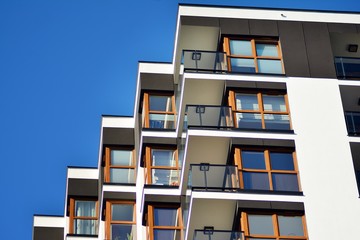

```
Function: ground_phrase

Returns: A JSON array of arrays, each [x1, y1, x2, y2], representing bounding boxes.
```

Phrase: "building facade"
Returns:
[[33, 4, 360, 240]]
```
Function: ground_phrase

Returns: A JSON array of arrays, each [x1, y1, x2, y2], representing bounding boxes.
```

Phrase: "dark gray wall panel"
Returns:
[[278, 21, 310, 77], [140, 73, 174, 91], [220, 18, 249, 35], [68, 179, 98, 197], [356, 25, 360, 33], [237, 200, 304, 211], [103, 128, 134, 145], [249, 20, 278, 36], [225, 80, 286, 90], [303, 22, 336, 78], [181, 16, 219, 27], [232, 138, 295, 147], [328, 23, 357, 33], [33, 227, 64, 240], [142, 136, 177, 145]]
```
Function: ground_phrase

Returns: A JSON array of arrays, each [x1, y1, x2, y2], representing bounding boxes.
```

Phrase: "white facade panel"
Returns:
[[287, 77, 360, 239]]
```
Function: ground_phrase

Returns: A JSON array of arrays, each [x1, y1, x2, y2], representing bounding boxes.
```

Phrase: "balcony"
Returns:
[[193, 229, 243, 240], [183, 50, 228, 73], [182, 50, 284, 75], [189, 164, 239, 191], [335, 57, 360, 79], [185, 105, 234, 129], [345, 112, 360, 135]]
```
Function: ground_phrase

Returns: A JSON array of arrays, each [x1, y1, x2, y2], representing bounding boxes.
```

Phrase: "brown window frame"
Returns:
[[234, 147, 301, 192], [241, 211, 308, 239], [228, 89, 291, 130], [144, 146, 181, 186], [104, 146, 136, 184], [69, 198, 98, 235], [223, 36, 284, 74], [142, 92, 176, 129], [147, 204, 183, 240], [105, 200, 136, 240]]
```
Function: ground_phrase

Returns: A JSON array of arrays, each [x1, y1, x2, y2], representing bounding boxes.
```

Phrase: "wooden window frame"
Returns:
[[223, 36, 284, 74], [143, 92, 176, 129], [104, 147, 136, 184], [147, 204, 183, 240], [234, 147, 301, 192], [105, 201, 136, 240], [69, 198, 98, 235], [241, 211, 308, 240], [228, 89, 292, 130], [144, 146, 180, 186]]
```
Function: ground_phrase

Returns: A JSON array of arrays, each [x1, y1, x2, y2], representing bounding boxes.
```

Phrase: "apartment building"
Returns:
[[33, 4, 360, 240]]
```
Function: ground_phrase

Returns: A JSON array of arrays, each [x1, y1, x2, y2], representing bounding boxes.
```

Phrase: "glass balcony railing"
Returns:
[[193, 229, 243, 240], [183, 50, 228, 72], [345, 112, 360, 135], [335, 57, 360, 79], [189, 164, 239, 191], [185, 105, 234, 129]]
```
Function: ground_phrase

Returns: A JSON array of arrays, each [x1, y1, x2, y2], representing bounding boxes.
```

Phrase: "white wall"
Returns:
[[287, 77, 360, 239]]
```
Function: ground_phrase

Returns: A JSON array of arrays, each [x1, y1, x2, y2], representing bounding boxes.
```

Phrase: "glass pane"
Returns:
[[75, 201, 96, 217], [149, 114, 175, 129], [257, 59, 282, 74], [242, 151, 266, 169], [111, 224, 136, 240], [230, 58, 256, 73], [152, 149, 176, 167], [149, 95, 172, 111], [243, 172, 270, 190], [154, 208, 178, 226], [235, 93, 259, 111], [272, 173, 299, 192], [236, 113, 262, 129], [110, 168, 135, 184], [74, 219, 97, 235], [278, 216, 304, 236], [248, 214, 274, 235], [111, 150, 132, 166], [256, 43, 279, 57], [264, 114, 290, 130], [153, 229, 181, 240], [230, 40, 252, 56], [270, 152, 294, 170], [112, 204, 134, 221], [263, 95, 287, 112], [152, 169, 179, 185]]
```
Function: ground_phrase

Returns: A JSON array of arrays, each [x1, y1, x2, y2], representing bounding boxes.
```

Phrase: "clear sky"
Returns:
[[0, 0, 359, 239]]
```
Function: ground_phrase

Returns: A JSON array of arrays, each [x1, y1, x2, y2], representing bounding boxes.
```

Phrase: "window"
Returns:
[[142, 93, 176, 129], [144, 146, 181, 186], [234, 148, 300, 192], [106, 201, 136, 240], [69, 198, 98, 235], [223, 36, 284, 74], [147, 205, 183, 240], [104, 147, 136, 184], [228, 90, 291, 130], [242, 212, 308, 239]]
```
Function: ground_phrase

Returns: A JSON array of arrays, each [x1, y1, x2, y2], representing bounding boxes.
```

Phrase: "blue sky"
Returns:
[[0, 0, 359, 239]]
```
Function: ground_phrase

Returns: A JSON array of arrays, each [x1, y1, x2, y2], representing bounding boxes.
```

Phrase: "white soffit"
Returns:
[[179, 5, 360, 24]]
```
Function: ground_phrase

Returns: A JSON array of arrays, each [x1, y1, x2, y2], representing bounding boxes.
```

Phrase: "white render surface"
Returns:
[[67, 167, 98, 179], [287, 77, 360, 238], [101, 116, 134, 128], [33, 215, 64, 228]]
